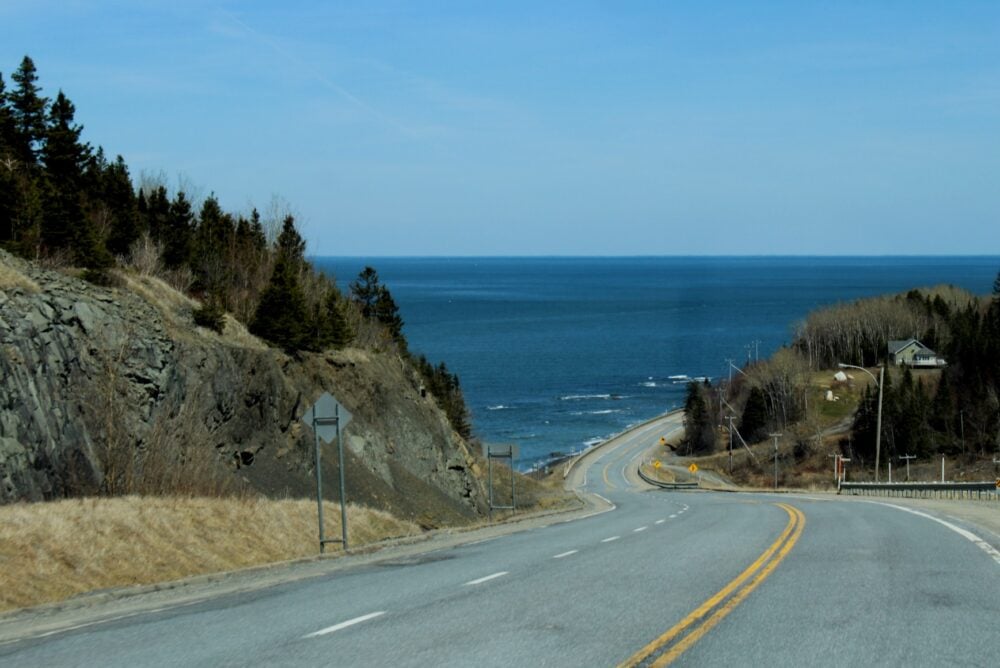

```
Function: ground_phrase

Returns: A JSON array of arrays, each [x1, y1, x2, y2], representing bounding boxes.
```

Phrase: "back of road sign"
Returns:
[[302, 391, 352, 444]]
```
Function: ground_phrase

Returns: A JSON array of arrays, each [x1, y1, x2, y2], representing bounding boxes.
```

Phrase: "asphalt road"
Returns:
[[2, 414, 998, 666]]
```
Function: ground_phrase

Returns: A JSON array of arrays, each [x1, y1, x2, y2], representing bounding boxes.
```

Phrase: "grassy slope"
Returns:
[[0, 496, 421, 612]]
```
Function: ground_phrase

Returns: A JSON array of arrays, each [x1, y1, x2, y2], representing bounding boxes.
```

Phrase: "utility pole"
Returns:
[[875, 365, 884, 482], [828, 452, 840, 485], [959, 410, 965, 455], [899, 454, 916, 481], [770, 433, 782, 490], [839, 363, 883, 481], [727, 415, 735, 474], [725, 358, 734, 384]]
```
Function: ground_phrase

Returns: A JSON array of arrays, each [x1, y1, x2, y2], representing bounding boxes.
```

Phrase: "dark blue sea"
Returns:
[[315, 257, 999, 470]]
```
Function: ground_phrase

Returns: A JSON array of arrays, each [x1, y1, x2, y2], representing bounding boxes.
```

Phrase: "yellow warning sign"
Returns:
[[688, 463, 699, 473], [653, 460, 661, 469], [659, 436, 666, 445]]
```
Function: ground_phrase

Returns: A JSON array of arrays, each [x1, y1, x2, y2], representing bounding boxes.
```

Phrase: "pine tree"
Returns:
[[192, 194, 235, 296], [683, 381, 716, 455], [0, 72, 15, 155], [142, 185, 170, 244], [374, 285, 405, 345], [101, 155, 141, 257], [324, 289, 353, 348], [41, 90, 110, 268], [739, 385, 769, 443], [9, 56, 47, 165], [249, 216, 309, 352], [162, 191, 193, 269], [350, 266, 381, 318]]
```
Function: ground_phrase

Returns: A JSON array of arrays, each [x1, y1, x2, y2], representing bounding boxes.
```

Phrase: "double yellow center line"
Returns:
[[619, 503, 805, 667]]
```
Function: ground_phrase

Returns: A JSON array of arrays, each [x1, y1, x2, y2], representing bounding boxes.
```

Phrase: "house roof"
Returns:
[[888, 339, 939, 356]]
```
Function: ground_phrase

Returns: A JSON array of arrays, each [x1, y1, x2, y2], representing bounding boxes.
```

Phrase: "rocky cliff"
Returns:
[[0, 250, 488, 526]]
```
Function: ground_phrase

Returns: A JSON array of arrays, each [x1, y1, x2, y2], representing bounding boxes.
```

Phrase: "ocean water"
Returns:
[[315, 257, 999, 469]]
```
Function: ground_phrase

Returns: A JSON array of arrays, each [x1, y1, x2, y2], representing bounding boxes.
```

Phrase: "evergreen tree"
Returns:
[[0, 72, 15, 155], [162, 191, 193, 268], [143, 185, 170, 244], [324, 289, 353, 349], [275, 214, 305, 264], [101, 155, 141, 257], [249, 216, 309, 352], [683, 381, 716, 455], [374, 285, 405, 345], [9, 56, 47, 165], [739, 385, 769, 443], [192, 194, 235, 295], [350, 266, 381, 318], [40, 90, 110, 267]]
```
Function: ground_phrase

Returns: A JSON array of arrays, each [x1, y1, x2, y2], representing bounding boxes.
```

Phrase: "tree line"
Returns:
[[689, 278, 1000, 465], [0, 55, 472, 439]]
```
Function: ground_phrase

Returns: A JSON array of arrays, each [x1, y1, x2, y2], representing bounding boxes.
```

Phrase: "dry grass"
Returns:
[[0, 257, 39, 293], [120, 272, 268, 350], [0, 496, 421, 612]]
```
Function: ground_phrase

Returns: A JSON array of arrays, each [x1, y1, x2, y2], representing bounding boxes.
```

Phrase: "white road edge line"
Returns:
[[872, 501, 1000, 567], [601, 536, 621, 543], [304, 611, 386, 638], [553, 550, 579, 559], [464, 571, 509, 586], [634, 526, 648, 533]]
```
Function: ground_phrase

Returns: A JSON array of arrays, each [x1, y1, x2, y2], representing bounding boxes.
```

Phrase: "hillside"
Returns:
[[0, 248, 489, 527]]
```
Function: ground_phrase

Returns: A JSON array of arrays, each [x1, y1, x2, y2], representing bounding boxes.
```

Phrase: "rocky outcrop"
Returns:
[[0, 250, 487, 525]]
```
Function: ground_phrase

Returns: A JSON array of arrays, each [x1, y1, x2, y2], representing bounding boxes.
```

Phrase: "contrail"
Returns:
[[221, 10, 418, 137]]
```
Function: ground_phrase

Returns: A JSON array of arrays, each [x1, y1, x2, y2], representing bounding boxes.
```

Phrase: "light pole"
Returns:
[[839, 362, 884, 482]]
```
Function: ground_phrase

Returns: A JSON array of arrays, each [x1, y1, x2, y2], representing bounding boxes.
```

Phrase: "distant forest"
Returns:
[[0, 55, 471, 439], [683, 280, 1000, 467]]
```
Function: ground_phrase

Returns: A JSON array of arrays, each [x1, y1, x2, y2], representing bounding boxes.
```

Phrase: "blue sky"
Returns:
[[2, 1, 998, 255]]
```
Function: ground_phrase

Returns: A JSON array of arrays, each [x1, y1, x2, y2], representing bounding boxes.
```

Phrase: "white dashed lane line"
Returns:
[[601, 536, 621, 543], [464, 572, 509, 586], [303, 612, 386, 639], [634, 526, 648, 533], [553, 550, 578, 559], [655, 519, 666, 525]]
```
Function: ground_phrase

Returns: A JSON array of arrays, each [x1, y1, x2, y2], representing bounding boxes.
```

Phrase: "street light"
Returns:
[[839, 362, 885, 482]]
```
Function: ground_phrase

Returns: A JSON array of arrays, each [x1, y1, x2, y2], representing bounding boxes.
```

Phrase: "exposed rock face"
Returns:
[[0, 250, 487, 525]]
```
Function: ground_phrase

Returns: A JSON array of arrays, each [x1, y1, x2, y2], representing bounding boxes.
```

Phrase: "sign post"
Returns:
[[302, 392, 352, 554], [484, 444, 518, 521]]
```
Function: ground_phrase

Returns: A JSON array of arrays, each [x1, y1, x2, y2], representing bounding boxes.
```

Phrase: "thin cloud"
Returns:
[[217, 10, 420, 138]]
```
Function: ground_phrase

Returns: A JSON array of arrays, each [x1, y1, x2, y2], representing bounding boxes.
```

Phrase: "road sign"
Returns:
[[302, 392, 352, 444], [688, 463, 699, 473], [302, 391, 352, 554], [659, 436, 666, 445], [482, 443, 519, 459], [654, 460, 661, 469]]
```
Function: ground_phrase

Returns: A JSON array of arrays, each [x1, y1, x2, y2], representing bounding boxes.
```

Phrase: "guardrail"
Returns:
[[637, 466, 699, 490], [839, 481, 998, 500]]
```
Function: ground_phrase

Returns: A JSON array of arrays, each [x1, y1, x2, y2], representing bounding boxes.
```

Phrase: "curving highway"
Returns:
[[1, 413, 998, 666]]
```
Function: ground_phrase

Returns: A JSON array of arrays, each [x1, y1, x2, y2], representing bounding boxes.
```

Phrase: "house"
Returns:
[[887, 339, 947, 368]]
